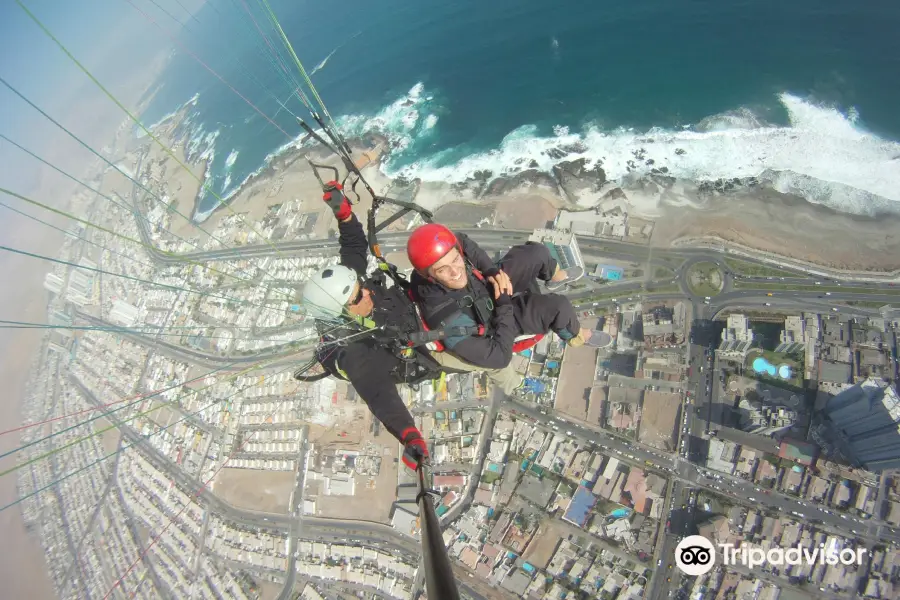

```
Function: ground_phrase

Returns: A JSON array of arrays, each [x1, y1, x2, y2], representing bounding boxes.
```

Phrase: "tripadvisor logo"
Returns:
[[674, 535, 868, 576], [675, 536, 716, 576]]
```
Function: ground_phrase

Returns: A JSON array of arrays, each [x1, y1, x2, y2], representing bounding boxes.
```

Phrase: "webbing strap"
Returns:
[[406, 325, 484, 346]]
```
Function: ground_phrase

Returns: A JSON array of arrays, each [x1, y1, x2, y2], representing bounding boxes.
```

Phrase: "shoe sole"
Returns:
[[546, 267, 585, 292]]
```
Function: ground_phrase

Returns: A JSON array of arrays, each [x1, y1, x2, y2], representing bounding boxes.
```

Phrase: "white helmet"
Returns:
[[301, 265, 358, 318]]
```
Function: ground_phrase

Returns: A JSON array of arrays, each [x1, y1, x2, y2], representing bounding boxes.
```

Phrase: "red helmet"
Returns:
[[407, 223, 459, 272]]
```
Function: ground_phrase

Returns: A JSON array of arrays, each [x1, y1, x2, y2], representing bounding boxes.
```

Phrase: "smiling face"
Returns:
[[345, 282, 374, 317], [427, 247, 468, 290]]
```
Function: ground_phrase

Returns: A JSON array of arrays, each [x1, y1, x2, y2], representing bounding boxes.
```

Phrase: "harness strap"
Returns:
[[422, 267, 492, 327], [406, 325, 485, 346]]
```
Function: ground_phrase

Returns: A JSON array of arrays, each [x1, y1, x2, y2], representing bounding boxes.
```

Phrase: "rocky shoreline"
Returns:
[[141, 112, 900, 273], [425, 158, 900, 272]]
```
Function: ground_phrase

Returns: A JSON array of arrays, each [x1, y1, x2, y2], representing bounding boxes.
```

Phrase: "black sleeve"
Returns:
[[444, 297, 518, 369], [338, 213, 370, 277], [339, 342, 415, 443], [457, 232, 496, 273]]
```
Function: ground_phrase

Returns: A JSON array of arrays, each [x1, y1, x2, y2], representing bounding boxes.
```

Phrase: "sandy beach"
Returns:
[[155, 125, 900, 275], [652, 185, 900, 272]]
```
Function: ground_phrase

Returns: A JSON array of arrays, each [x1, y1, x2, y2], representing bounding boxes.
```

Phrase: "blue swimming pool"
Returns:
[[752, 356, 792, 380]]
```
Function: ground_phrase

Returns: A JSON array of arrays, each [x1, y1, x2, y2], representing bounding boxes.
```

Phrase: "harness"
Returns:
[[303, 152, 441, 385], [304, 156, 539, 381], [314, 280, 444, 386], [307, 263, 544, 385], [409, 266, 544, 355]]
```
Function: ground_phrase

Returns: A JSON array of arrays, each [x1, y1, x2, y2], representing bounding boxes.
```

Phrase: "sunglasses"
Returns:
[[347, 282, 365, 307]]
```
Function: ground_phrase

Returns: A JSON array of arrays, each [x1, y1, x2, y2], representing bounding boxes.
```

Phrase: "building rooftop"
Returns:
[[820, 360, 852, 384], [563, 485, 597, 528], [515, 473, 556, 508], [778, 438, 819, 467], [500, 569, 532, 596]]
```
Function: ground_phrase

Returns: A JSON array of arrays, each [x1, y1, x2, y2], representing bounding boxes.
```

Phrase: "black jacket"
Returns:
[[410, 233, 520, 369], [326, 214, 436, 442]]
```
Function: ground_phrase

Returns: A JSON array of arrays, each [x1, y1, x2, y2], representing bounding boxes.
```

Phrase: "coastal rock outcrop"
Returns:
[[483, 169, 560, 197], [552, 158, 606, 200], [697, 176, 761, 195], [602, 187, 628, 201]]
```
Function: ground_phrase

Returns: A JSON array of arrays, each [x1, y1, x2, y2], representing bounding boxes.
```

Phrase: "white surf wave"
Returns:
[[194, 84, 438, 222], [336, 82, 439, 155], [186, 127, 220, 213], [694, 107, 769, 132], [138, 92, 200, 139], [194, 124, 318, 222], [310, 48, 338, 76], [394, 93, 900, 214], [225, 149, 239, 169], [193, 84, 900, 223]]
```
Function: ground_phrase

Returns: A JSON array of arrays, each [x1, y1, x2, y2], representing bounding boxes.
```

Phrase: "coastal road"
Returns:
[[276, 425, 309, 600]]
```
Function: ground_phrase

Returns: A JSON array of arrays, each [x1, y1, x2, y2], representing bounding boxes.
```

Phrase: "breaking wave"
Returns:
[[394, 93, 900, 214], [137, 92, 200, 138], [185, 85, 900, 222], [310, 48, 337, 76], [225, 149, 239, 169], [336, 82, 440, 157]]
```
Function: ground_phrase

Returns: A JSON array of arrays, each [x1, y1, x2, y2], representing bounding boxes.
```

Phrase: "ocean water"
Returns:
[[138, 0, 900, 220]]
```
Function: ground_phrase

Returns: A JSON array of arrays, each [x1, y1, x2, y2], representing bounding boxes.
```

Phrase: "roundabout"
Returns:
[[685, 261, 725, 298]]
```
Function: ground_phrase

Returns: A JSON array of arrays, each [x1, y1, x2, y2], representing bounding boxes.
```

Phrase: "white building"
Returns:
[[66, 259, 97, 306], [109, 299, 140, 326], [720, 314, 754, 357], [777, 316, 806, 353], [44, 272, 64, 295], [528, 229, 585, 278]]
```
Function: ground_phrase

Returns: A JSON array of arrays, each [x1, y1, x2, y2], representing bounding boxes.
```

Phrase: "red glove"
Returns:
[[400, 427, 429, 471], [323, 181, 352, 221]]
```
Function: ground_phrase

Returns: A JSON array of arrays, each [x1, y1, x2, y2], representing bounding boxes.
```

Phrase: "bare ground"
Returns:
[[652, 188, 900, 272], [313, 408, 400, 525], [433, 202, 496, 227], [522, 519, 565, 570], [94, 417, 123, 454], [493, 195, 561, 230], [257, 579, 285, 600], [212, 469, 297, 514], [554, 345, 598, 421], [638, 391, 681, 452]]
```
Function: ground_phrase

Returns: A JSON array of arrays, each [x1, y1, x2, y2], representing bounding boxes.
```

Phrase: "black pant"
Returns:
[[497, 242, 581, 340]]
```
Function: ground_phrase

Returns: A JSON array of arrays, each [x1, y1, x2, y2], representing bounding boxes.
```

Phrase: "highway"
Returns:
[[75, 310, 315, 368], [276, 426, 308, 600]]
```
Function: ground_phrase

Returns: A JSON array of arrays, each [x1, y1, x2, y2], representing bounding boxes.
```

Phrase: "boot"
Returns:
[[567, 328, 593, 347], [546, 265, 585, 292]]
